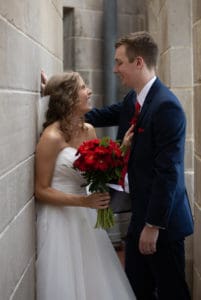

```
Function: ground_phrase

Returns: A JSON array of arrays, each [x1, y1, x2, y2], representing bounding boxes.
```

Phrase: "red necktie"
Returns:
[[130, 100, 141, 126], [119, 100, 141, 187]]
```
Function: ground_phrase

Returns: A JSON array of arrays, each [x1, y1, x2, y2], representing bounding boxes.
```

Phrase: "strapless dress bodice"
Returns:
[[51, 147, 87, 195]]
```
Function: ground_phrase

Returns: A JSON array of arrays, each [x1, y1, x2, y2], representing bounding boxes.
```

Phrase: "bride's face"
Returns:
[[75, 77, 92, 115]]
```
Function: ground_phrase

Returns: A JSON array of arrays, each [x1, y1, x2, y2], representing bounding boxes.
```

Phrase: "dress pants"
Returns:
[[125, 235, 191, 300]]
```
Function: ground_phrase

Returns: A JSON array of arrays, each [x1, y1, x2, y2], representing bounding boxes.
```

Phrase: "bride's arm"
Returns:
[[35, 129, 109, 209]]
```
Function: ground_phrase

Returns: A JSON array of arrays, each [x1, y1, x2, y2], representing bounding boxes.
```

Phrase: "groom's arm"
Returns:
[[146, 101, 186, 228], [85, 102, 123, 128], [85, 89, 136, 128]]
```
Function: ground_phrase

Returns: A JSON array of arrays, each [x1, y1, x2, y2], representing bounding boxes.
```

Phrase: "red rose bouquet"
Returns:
[[73, 137, 125, 229]]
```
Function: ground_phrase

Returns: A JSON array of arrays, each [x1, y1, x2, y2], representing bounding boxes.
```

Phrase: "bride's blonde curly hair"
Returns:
[[43, 71, 84, 142]]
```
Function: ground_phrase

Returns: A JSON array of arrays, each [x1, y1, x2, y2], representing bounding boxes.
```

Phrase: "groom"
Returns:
[[86, 31, 193, 300]]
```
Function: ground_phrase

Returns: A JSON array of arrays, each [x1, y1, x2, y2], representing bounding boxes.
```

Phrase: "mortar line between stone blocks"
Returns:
[[51, 0, 62, 18], [194, 82, 201, 87], [75, 36, 102, 42], [9, 255, 35, 300], [0, 197, 34, 240], [195, 153, 201, 162], [76, 68, 103, 72], [0, 14, 62, 62], [193, 19, 201, 27], [185, 170, 194, 175], [194, 201, 201, 212], [0, 88, 39, 95], [76, 7, 103, 13], [172, 87, 194, 91], [0, 155, 35, 181], [186, 137, 194, 143]]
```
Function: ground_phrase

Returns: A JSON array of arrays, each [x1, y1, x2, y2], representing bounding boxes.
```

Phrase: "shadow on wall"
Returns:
[[37, 96, 49, 139]]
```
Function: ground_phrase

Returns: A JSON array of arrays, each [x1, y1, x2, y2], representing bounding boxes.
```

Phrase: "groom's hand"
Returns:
[[139, 225, 159, 255]]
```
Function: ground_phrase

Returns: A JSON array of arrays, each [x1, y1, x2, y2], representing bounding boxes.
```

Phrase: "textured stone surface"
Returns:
[[194, 205, 201, 276], [167, 0, 191, 47], [185, 140, 194, 171], [0, 157, 34, 233], [195, 156, 201, 208], [63, 0, 103, 10], [0, 200, 35, 299], [169, 47, 193, 87], [0, 0, 62, 58], [185, 172, 194, 211], [0, 19, 62, 91], [0, 93, 37, 175], [193, 0, 201, 23], [10, 259, 35, 300], [74, 9, 103, 38], [158, 51, 171, 87], [194, 85, 201, 156], [74, 38, 103, 69], [193, 22, 201, 83]]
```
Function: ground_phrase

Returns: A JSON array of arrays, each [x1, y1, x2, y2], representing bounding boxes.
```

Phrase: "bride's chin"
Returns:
[[85, 106, 92, 113]]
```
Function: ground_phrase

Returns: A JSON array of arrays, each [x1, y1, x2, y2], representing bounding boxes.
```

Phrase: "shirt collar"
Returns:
[[137, 76, 157, 108]]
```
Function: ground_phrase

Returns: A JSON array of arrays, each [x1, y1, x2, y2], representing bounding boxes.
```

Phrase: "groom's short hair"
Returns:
[[115, 31, 159, 69]]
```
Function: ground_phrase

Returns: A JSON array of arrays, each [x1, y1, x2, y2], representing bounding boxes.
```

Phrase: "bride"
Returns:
[[35, 71, 135, 299]]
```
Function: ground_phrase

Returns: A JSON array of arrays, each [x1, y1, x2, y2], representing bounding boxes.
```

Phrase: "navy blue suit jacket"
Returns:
[[86, 78, 193, 243]]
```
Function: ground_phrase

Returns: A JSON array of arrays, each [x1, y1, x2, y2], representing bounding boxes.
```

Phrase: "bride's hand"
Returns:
[[84, 192, 110, 209], [121, 124, 134, 149]]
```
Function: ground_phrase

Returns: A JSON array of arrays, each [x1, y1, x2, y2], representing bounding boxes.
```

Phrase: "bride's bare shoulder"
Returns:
[[84, 122, 94, 130], [38, 122, 64, 149], [84, 123, 97, 139]]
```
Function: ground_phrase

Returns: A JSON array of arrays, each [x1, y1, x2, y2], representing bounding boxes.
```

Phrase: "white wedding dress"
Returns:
[[36, 147, 136, 300]]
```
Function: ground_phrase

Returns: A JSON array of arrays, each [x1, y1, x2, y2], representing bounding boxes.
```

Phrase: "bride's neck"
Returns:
[[70, 116, 84, 131], [71, 115, 84, 129]]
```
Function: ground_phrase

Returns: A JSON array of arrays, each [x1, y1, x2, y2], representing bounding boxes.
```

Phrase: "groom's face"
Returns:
[[113, 45, 138, 89]]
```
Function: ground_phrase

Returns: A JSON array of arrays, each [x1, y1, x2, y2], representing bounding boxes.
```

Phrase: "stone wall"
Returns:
[[0, 0, 62, 299], [193, 0, 201, 298]]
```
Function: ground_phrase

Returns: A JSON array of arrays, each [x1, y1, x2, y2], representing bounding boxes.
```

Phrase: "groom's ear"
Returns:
[[135, 56, 144, 69]]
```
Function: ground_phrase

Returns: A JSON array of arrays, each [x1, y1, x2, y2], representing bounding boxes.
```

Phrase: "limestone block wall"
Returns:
[[146, 0, 194, 293], [63, 0, 104, 112], [116, 0, 146, 99], [63, 0, 141, 137], [0, 0, 62, 299], [193, 0, 201, 298]]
